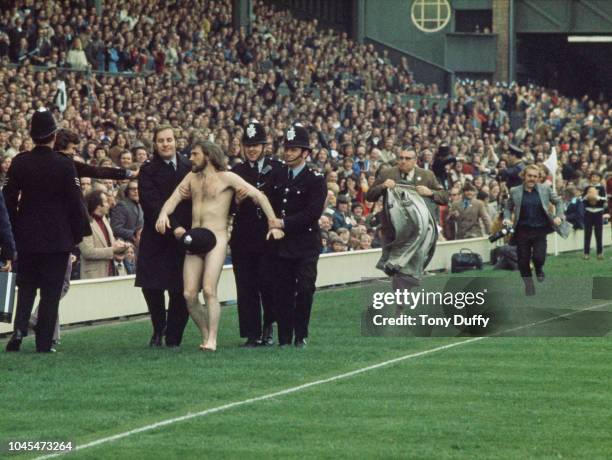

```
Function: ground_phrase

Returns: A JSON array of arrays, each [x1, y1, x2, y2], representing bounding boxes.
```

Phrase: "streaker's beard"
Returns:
[[192, 158, 208, 173]]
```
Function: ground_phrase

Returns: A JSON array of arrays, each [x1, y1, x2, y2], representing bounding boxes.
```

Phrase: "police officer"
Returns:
[[499, 144, 525, 189], [230, 121, 284, 347], [4, 108, 87, 353], [267, 124, 327, 348]]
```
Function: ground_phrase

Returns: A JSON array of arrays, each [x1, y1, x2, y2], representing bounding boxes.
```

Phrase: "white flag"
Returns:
[[55, 80, 67, 113], [544, 147, 557, 178]]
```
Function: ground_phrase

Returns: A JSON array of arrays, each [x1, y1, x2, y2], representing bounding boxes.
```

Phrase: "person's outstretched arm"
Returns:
[[155, 173, 191, 234]]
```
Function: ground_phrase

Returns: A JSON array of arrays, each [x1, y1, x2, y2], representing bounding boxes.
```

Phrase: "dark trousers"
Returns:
[[232, 251, 275, 340], [141, 288, 189, 346], [270, 254, 318, 345], [584, 211, 603, 255], [515, 226, 548, 278], [14, 252, 70, 352]]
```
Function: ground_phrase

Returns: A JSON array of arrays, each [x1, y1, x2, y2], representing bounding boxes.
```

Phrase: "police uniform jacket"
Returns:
[[230, 157, 284, 255], [0, 192, 16, 261], [65, 153, 135, 240], [135, 154, 191, 291], [269, 165, 327, 259], [3, 146, 87, 253]]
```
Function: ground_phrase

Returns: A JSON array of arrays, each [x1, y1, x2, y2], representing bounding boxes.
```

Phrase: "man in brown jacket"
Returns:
[[448, 182, 492, 239], [366, 149, 448, 219], [366, 148, 447, 288]]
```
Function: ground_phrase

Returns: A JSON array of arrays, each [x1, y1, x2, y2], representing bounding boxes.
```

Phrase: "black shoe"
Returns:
[[149, 334, 163, 347], [294, 338, 307, 349], [524, 279, 536, 296], [36, 347, 57, 353], [536, 271, 545, 282], [241, 338, 259, 348], [5, 331, 24, 352], [260, 324, 274, 346]]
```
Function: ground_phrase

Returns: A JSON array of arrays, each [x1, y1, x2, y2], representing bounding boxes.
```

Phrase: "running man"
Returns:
[[155, 140, 284, 351]]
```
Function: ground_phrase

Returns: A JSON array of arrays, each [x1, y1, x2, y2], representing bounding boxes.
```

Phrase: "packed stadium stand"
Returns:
[[0, 0, 610, 279]]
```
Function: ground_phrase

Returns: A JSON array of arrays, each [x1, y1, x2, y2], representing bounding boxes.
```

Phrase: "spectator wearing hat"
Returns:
[[229, 121, 284, 347], [4, 108, 87, 353], [136, 125, 192, 348], [267, 124, 327, 348], [499, 144, 525, 189]]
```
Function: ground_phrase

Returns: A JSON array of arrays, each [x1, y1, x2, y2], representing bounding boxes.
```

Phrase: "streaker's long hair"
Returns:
[[193, 139, 227, 172]]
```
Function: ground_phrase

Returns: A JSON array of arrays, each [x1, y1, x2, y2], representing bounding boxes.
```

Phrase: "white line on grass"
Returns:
[[35, 301, 611, 459]]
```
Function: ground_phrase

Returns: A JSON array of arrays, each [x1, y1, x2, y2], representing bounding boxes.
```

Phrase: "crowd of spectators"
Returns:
[[0, 0, 610, 275]]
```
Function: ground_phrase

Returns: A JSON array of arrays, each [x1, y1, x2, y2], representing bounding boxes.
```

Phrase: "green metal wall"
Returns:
[[364, 0, 495, 74], [364, 0, 449, 66], [515, 0, 612, 33]]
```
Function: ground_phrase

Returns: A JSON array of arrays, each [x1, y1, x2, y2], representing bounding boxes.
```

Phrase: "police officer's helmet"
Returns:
[[242, 121, 267, 146], [283, 124, 311, 151], [30, 107, 59, 141]]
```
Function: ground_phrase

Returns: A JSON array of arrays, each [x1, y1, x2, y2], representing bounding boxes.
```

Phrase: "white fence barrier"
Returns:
[[1, 229, 610, 334]]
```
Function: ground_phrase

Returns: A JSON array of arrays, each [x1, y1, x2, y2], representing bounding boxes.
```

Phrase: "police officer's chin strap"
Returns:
[[286, 151, 304, 167]]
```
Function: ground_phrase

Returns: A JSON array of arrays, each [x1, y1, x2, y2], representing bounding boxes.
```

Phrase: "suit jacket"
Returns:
[[78, 215, 115, 279], [0, 192, 16, 261], [367, 166, 448, 204], [229, 157, 284, 255], [268, 165, 327, 259], [110, 198, 144, 242], [67, 153, 134, 240], [3, 146, 87, 253], [135, 154, 191, 291], [504, 183, 565, 235], [366, 166, 447, 238], [448, 198, 492, 239]]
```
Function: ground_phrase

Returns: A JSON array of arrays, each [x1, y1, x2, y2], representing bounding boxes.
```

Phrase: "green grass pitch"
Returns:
[[1, 250, 611, 459]]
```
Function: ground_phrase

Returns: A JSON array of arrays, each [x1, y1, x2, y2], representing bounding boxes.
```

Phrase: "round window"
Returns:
[[411, 0, 451, 33]]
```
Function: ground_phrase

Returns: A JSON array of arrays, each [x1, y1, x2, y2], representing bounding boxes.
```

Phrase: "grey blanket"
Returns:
[[377, 185, 437, 280]]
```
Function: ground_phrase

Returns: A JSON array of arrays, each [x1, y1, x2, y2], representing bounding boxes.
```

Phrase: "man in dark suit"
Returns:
[[4, 108, 86, 353], [267, 124, 327, 348], [136, 125, 191, 347], [230, 121, 284, 347], [503, 164, 565, 296]]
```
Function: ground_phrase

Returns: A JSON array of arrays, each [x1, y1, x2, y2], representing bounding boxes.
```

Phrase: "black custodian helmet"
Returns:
[[179, 228, 217, 255], [30, 107, 59, 140], [242, 121, 267, 146], [283, 124, 311, 151]]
